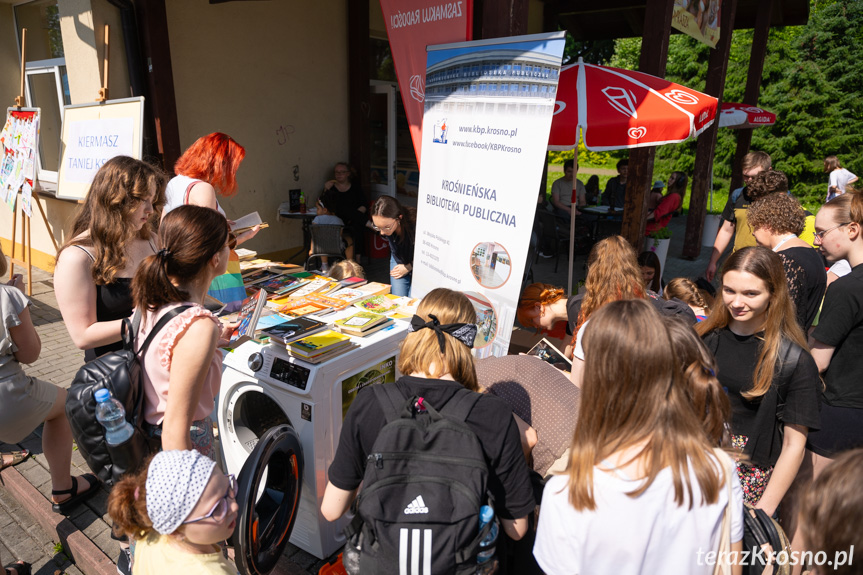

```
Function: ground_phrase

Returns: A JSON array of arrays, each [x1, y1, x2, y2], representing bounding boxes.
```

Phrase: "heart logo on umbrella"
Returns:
[[628, 127, 647, 139], [664, 89, 700, 105]]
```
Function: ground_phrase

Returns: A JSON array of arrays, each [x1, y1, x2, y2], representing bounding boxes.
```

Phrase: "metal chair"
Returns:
[[306, 224, 346, 271]]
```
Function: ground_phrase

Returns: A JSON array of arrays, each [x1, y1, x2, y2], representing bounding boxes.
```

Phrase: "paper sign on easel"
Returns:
[[0, 108, 40, 214]]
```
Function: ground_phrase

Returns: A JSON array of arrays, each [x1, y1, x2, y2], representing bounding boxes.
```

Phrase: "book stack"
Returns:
[[261, 316, 328, 345], [287, 330, 358, 364], [334, 311, 394, 337], [234, 248, 257, 261], [337, 276, 368, 289]]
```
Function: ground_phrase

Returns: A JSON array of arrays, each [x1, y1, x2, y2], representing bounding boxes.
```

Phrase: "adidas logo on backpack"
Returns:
[[404, 495, 429, 514]]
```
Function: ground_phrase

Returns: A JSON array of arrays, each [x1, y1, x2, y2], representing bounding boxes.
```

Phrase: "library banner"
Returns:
[[412, 32, 566, 358], [378, 0, 473, 167]]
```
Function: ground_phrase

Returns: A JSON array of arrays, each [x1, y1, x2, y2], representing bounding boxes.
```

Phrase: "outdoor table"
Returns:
[[278, 202, 317, 263], [580, 205, 622, 241]]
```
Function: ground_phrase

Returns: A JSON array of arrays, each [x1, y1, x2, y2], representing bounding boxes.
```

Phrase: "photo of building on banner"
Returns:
[[412, 32, 566, 358], [671, 0, 720, 48]]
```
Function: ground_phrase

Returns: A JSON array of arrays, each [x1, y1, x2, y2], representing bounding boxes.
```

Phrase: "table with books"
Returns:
[[223, 261, 419, 366]]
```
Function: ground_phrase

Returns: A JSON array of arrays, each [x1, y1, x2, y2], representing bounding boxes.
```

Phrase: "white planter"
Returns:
[[702, 214, 723, 247], [647, 237, 671, 273]]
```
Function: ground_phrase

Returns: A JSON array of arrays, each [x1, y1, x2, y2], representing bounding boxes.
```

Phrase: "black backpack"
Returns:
[[65, 306, 190, 485], [344, 384, 496, 575]]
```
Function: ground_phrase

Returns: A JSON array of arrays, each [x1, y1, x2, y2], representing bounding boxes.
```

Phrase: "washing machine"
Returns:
[[218, 317, 409, 564]]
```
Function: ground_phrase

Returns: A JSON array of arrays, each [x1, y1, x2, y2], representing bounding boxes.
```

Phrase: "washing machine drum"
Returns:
[[232, 424, 303, 575]]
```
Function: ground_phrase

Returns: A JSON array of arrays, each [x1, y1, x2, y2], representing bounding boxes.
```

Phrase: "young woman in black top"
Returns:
[[321, 288, 533, 540], [808, 190, 863, 463], [696, 246, 821, 513], [370, 195, 416, 297]]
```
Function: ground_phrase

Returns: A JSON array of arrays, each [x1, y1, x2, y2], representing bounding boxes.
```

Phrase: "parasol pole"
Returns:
[[568, 137, 578, 295]]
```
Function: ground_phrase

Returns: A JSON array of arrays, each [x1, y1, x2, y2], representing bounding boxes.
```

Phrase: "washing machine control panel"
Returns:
[[269, 356, 311, 390]]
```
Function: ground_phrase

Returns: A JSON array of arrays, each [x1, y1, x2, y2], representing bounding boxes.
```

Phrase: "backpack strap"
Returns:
[[442, 387, 481, 424], [373, 383, 409, 424], [775, 337, 802, 426], [135, 305, 194, 356]]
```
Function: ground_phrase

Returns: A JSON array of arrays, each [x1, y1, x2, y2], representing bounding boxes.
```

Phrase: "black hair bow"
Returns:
[[408, 313, 477, 353]]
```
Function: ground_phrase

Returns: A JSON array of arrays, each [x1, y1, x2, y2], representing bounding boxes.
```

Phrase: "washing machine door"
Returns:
[[232, 424, 303, 575]]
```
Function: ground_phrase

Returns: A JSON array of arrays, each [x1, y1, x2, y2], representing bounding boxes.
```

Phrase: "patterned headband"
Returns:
[[408, 313, 477, 353]]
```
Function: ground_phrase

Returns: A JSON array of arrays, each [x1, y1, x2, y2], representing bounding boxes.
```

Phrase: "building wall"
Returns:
[[165, 0, 350, 257]]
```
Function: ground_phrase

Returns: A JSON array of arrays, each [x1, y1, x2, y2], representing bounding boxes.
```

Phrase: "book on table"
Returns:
[[354, 282, 391, 297], [338, 276, 368, 288], [288, 278, 332, 299], [229, 288, 268, 346], [335, 312, 395, 337], [278, 299, 331, 317], [288, 329, 352, 358], [287, 342, 359, 364], [261, 316, 328, 345], [327, 287, 368, 304]]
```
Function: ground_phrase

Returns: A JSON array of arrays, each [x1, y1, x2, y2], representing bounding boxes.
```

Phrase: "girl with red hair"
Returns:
[[163, 133, 259, 310]]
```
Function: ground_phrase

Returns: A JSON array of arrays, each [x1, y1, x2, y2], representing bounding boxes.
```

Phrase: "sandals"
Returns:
[[4, 562, 32, 575], [51, 473, 100, 515], [0, 450, 30, 471]]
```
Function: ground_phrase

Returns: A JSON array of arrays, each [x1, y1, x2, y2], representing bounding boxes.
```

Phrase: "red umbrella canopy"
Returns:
[[718, 102, 777, 129], [549, 58, 718, 151]]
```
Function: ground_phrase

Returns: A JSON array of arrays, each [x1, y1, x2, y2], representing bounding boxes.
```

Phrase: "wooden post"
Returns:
[[15, 29, 26, 107], [729, 0, 773, 191], [620, 0, 674, 252], [480, 0, 529, 38], [97, 25, 110, 102], [682, 0, 739, 259], [133, 0, 181, 171], [347, 0, 371, 193]]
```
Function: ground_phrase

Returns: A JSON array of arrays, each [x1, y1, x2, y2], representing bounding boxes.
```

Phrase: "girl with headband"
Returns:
[[108, 449, 238, 574], [321, 287, 534, 541]]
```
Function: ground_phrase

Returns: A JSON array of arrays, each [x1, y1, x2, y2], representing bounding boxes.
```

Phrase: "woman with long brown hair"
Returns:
[[696, 246, 821, 513], [534, 299, 743, 574], [569, 236, 645, 384], [132, 205, 234, 459], [54, 156, 166, 361]]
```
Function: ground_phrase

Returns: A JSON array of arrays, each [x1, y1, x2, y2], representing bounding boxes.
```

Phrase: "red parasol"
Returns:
[[718, 102, 776, 129], [546, 58, 719, 293]]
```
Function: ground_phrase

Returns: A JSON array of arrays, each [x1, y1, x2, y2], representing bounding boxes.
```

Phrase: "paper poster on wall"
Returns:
[[412, 32, 566, 358], [57, 97, 144, 201], [671, 0, 720, 48], [0, 108, 40, 213]]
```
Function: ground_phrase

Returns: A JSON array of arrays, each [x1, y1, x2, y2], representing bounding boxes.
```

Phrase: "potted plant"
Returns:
[[647, 226, 672, 272], [702, 211, 723, 247]]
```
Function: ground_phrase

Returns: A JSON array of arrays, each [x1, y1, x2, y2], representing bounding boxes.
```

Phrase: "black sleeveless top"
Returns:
[[74, 245, 138, 361]]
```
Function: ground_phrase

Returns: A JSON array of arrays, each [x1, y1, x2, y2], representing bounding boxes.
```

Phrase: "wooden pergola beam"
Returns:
[[620, 0, 674, 252], [682, 0, 739, 259], [729, 0, 774, 191]]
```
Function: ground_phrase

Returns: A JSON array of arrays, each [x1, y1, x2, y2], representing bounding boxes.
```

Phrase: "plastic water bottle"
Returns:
[[299, 192, 306, 213], [94, 389, 134, 445], [476, 505, 498, 573]]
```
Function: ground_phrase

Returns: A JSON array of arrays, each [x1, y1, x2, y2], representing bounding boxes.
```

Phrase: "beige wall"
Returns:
[[166, 1, 350, 257], [0, 0, 133, 272]]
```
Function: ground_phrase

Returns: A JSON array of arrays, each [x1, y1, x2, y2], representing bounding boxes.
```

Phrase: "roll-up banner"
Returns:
[[412, 32, 566, 358], [378, 0, 473, 167]]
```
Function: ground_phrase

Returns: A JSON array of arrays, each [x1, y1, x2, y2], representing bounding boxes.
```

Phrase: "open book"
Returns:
[[231, 211, 269, 235]]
